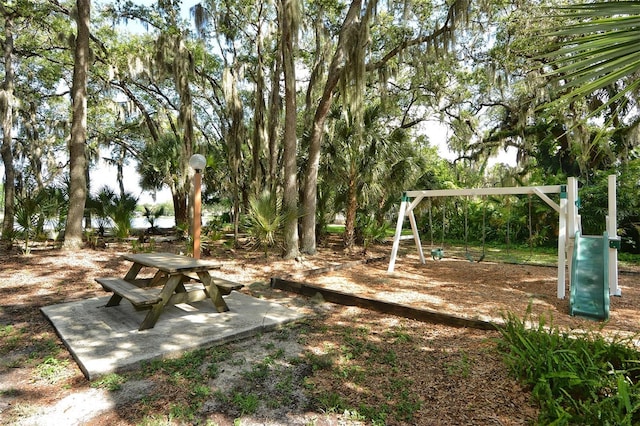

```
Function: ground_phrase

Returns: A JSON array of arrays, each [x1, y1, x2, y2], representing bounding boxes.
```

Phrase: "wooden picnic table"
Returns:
[[96, 252, 241, 331]]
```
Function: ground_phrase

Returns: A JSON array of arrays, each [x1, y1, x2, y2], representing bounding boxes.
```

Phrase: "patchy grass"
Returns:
[[91, 373, 126, 391], [35, 357, 70, 383]]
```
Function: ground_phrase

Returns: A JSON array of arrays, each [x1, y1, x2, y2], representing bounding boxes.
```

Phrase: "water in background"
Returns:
[[33, 215, 181, 233], [130, 216, 177, 229], [11, 215, 215, 240]]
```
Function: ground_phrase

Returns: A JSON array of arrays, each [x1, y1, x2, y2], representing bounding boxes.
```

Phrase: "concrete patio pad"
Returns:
[[41, 292, 305, 380]]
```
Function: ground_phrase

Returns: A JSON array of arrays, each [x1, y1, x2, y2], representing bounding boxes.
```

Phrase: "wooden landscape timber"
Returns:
[[270, 275, 496, 330]]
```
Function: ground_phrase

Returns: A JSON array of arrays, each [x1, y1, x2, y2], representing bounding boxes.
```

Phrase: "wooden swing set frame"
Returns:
[[387, 177, 620, 300]]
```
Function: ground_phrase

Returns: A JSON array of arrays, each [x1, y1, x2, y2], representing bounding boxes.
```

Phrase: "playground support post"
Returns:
[[607, 174, 621, 296], [563, 177, 580, 300], [388, 195, 426, 273], [387, 198, 407, 273], [558, 186, 568, 299], [408, 206, 426, 265]]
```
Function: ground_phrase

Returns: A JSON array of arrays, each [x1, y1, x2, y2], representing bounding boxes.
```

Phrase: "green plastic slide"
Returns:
[[569, 231, 610, 320]]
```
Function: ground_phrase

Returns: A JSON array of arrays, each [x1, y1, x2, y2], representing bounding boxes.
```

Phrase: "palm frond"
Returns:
[[544, 2, 640, 108], [247, 189, 284, 248]]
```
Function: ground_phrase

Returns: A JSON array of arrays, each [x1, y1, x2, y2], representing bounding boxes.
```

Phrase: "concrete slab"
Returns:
[[41, 292, 305, 380]]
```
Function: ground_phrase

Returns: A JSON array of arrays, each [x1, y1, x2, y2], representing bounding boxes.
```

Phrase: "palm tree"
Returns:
[[137, 132, 187, 229], [143, 205, 166, 235], [15, 189, 53, 254], [247, 189, 292, 258], [324, 103, 413, 249], [543, 2, 640, 251], [544, 2, 640, 117], [91, 187, 138, 239]]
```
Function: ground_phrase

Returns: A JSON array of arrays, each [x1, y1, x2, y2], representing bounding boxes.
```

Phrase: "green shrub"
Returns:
[[90, 188, 138, 239], [497, 309, 640, 425]]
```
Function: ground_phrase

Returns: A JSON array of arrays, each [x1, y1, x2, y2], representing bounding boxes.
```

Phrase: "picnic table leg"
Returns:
[[123, 263, 143, 281], [148, 270, 165, 287], [196, 272, 230, 313], [138, 274, 183, 330], [105, 294, 124, 307]]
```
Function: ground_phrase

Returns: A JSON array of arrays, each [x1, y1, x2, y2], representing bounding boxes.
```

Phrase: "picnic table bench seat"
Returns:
[[181, 272, 244, 295], [96, 277, 162, 307]]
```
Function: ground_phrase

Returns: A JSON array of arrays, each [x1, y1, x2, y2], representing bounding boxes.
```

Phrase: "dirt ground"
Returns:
[[1, 237, 639, 425], [297, 251, 640, 338]]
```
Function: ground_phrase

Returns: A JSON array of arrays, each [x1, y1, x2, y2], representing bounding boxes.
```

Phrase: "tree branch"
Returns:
[[366, 0, 462, 72]]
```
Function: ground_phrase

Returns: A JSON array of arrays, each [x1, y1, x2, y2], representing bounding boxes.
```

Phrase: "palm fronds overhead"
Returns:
[[544, 2, 640, 109]]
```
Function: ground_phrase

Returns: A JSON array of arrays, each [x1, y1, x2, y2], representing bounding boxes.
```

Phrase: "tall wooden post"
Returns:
[[193, 171, 202, 259]]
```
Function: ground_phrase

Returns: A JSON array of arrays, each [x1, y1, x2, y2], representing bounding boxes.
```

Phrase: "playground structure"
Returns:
[[387, 176, 620, 320]]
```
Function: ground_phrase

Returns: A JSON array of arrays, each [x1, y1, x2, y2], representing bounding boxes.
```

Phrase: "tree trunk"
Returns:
[[117, 147, 125, 198], [174, 36, 195, 232], [63, 0, 90, 250], [300, 0, 363, 254], [252, 30, 267, 195], [267, 50, 282, 195], [343, 167, 358, 249], [223, 67, 244, 245], [281, 0, 300, 259], [172, 191, 188, 235], [0, 9, 15, 243]]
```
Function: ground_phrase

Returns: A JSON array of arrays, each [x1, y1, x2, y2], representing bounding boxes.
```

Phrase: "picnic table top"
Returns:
[[123, 252, 221, 274]]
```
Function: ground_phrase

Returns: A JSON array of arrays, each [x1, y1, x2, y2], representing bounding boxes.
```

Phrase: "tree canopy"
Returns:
[[0, 0, 638, 253]]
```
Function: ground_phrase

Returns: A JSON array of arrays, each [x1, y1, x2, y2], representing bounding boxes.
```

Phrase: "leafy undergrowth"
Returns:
[[497, 308, 640, 425]]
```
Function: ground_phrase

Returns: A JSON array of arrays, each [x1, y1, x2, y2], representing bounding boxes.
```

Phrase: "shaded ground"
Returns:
[[0, 236, 638, 425], [297, 252, 640, 338]]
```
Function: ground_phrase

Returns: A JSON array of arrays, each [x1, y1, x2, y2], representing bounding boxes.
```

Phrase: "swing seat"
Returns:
[[465, 252, 474, 262], [431, 248, 444, 260]]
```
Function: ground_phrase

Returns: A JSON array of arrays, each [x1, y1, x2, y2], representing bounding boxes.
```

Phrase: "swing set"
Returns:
[[387, 177, 621, 308], [427, 194, 530, 264], [463, 195, 488, 263]]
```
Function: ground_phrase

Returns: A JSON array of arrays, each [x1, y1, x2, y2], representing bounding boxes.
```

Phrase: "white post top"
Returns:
[[608, 175, 617, 236], [567, 177, 579, 238]]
